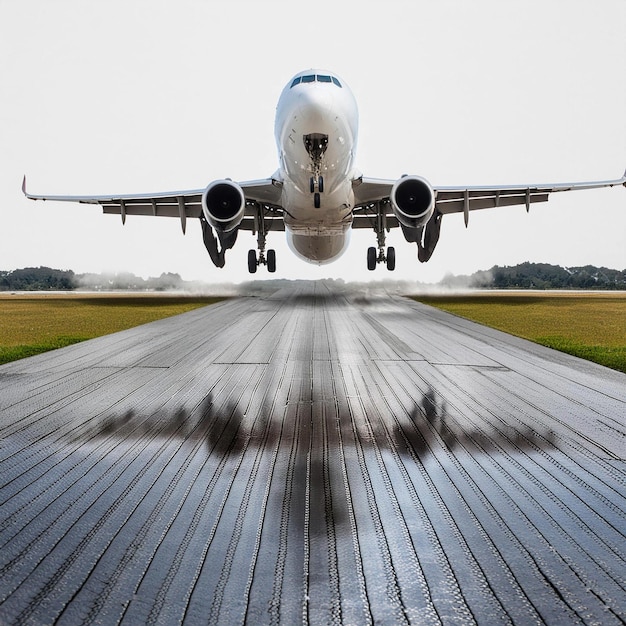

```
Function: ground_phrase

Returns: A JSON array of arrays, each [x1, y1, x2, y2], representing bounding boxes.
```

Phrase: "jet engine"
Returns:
[[390, 175, 435, 229], [202, 180, 246, 232]]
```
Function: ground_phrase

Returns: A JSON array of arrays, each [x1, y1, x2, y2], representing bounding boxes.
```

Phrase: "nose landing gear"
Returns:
[[310, 175, 324, 208]]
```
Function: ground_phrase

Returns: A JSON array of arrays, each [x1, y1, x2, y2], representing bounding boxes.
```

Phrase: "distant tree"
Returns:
[[456, 262, 625, 290], [0, 267, 75, 291]]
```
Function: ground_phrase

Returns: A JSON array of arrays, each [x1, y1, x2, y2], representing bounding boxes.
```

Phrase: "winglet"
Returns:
[[21, 175, 37, 200]]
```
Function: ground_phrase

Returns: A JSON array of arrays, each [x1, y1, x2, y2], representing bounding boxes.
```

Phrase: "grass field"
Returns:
[[0, 293, 224, 365], [414, 292, 626, 374], [1, 292, 625, 374]]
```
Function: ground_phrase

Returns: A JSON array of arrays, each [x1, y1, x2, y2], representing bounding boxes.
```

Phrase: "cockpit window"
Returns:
[[290, 74, 343, 88]]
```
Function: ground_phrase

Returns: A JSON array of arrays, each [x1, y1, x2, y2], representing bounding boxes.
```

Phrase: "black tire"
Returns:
[[314, 192, 321, 209], [318, 176, 324, 193], [267, 249, 276, 273], [310, 177, 315, 193], [367, 247, 377, 271], [248, 249, 257, 274], [386, 246, 396, 271]]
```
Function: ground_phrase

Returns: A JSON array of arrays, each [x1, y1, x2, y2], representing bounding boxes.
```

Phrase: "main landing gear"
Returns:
[[367, 202, 396, 271], [248, 206, 276, 274], [248, 248, 276, 274], [367, 245, 396, 271]]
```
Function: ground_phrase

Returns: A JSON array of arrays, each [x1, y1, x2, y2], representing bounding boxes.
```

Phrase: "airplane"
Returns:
[[23, 69, 626, 274]]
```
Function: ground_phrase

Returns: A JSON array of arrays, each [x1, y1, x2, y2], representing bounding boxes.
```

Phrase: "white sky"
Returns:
[[1, 0, 625, 285]]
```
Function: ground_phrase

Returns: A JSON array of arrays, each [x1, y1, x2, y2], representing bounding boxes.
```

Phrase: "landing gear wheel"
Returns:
[[367, 247, 377, 271], [310, 177, 315, 193], [386, 246, 396, 271], [318, 176, 324, 193], [248, 249, 258, 274], [267, 249, 276, 273], [314, 192, 321, 209]]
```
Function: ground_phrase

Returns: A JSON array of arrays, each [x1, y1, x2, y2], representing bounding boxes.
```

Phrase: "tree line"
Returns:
[[1, 263, 625, 291], [0, 267, 187, 291], [441, 262, 626, 290]]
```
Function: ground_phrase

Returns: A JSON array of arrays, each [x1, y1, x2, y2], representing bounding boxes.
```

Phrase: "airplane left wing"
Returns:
[[22, 176, 284, 234]]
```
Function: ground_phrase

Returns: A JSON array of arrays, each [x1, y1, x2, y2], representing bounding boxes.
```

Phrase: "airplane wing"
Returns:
[[352, 170, 626, 228], [22, 176, 284, 233]]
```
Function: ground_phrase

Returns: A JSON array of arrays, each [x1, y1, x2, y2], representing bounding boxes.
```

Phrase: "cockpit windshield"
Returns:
[[290, 74, 342, 89]]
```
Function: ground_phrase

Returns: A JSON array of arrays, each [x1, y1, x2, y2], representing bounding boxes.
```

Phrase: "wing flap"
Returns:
[[23, 177, 284, 233], [351, 170, 625, 221], [436, 191, 549, 214]]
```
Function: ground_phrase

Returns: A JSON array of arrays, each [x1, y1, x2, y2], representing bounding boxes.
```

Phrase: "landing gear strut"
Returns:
[[248, 205, 276, 273], [367, 202, 396, 271], [304, 133, 328, 210]]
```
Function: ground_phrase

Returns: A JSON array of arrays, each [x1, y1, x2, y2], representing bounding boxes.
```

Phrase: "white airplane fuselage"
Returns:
[[274, 71, 359, 264]]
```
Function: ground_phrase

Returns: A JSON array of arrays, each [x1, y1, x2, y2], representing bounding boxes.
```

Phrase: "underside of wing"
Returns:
[[351, 169, 625, 265], [22, 176, 285, 233], [352, 171, 626, 227]]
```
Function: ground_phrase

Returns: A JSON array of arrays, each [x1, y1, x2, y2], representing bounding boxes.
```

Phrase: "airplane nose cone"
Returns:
[[297, 89, 333, 129]]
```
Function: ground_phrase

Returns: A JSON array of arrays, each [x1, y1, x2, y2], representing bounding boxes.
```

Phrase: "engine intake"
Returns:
[[202, 180, 246, 232], [390, 175, 435, 229]]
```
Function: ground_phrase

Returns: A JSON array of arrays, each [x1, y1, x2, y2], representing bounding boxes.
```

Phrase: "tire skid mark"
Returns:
[[267, 398, 303, 625], [180, 363, 286, 624], [424, 365, 626, 580], [372, 361, 541, 623], [0, 368, 203, 540], [335, 304, 499, 623], [352, 364, 442, 625], [0, 367, 158, 487], [363, 362, 480, 625], [397, 366, 608, 623], [320, 401, 342, 626], [474, 365, 626, 490], [469, 369, 626, 516], [239, 359, 293, 625], [139, 379, 255, 624], [338, 362, 411, 626], [331, 384, 373, 626], [73, 375, 240, 625], [5, 394, 200, 625], [205, 394, 282, 624]]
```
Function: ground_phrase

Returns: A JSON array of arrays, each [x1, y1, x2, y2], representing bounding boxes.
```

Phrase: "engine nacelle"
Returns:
[[202, 180, 246, 232], [390, 175, 435, 229]]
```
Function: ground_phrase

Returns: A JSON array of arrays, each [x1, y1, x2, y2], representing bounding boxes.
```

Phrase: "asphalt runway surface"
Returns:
[[1, 282, 625, 625]]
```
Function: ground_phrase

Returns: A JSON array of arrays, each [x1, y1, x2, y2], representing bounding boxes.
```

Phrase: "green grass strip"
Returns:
[[413, 293, 626, 374], [0, 295, 225, 365]]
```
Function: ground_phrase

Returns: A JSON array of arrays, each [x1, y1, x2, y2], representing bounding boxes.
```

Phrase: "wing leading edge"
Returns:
[[353, 169, 626, 228], [22, 176, 284, 234], [351, 169, 625, 265]]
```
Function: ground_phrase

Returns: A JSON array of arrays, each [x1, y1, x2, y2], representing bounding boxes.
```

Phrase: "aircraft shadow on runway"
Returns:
[[73, 383, 556, 462]]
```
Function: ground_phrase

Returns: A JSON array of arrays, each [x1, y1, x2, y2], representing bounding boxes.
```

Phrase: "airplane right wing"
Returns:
[[352, 169, 626, 263], [353, 170, 626, 225]]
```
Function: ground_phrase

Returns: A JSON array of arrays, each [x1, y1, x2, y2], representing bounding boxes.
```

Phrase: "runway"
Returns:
[[1, 281, 625, 625]]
